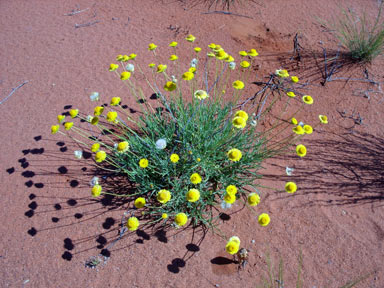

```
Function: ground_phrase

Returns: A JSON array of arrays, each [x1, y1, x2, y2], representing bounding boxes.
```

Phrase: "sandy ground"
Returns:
[[1, 0, 384, 287]]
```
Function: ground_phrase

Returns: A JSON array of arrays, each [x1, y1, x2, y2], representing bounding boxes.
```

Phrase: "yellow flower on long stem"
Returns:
[[226, 185, 237, 196], [139, 158, 148, 168], [109, 63, 119, 71], [248, 49, 258, 57], [157, 189, 171, 204], [148, 43, 157, 51], [169, 41, 178, 47], [94, 106, 104, 116], [95, 150, 106, 162], [51, 125, 59, 134], [247, 193, 260, 206], [293, 126, 304, 135], [232, 117, 246, 129], [227, 148, 242, 162], [234, 110, 248, 121], [258, 213, 270, 226], [117, 141, 129, 152], [64, 122, 73, 130], [57, 115, 65, 123], [182, 71, 194, 80], [285, 182, 297, 193], [224, 193, 236, 204], [120, 71, 131, 80], [190, 173, 202, 184], [110, 97, 121, 106], [156, 64, 167, 73], [186, 189, 200, 202], [107, 111, 118, 122], [92, 185, 102, 197], [134, 197, 146, 209], [185, 34, 196, 42], [169, 55, 178, 61], [296, 144, 307, 157], [69, 109, 79, 118], [319, 115, 328, 124], [164, 81, 177, 92], [175, 213, 188, 226], [302, 95, 313, 105], [127, 217, 139, 231], [303, 124, 313, 134], [225, 236, 240, 255], [170, 153, 179, 163], [232, 80, 244, 90]]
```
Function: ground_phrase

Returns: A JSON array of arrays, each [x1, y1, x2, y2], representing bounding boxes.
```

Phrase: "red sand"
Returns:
[[1, 0, 383, 287]]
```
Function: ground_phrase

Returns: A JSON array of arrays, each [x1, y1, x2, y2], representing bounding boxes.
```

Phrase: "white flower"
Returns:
[[86, 115, 93, 122], [90, 92, 100, 101], [171, 75, 177, 83], [155, 138, 167, 150], [190, 58, 198, 67], [286, 167, 294, 176], [298, 121, 304, 127], [90, 176, 99, 187], [74, 150, 83, 159], [194, 90, 209, 100], [114, 143, 118, 149], [229, 62, 236, 70], [125, 63, 134, 72], [251, 120, 257, 126], [221, 201, 232, 209]]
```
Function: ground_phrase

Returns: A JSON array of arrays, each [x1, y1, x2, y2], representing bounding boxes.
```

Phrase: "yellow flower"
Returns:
[[117, 141, 129, 152], [57, 115, 65, 123], [185, 34, 196, 42], [126, 217, 140, 231], [194, 47, 201, 53], [162, 213, 168, 219], [170, 153, 180, 163], [215, 50, 228, 60], [240, 60, 250, 68], [94, 106, 104, 116], [64, 122, 73, 130], [164, 81, 177, 92], [120, 71, 131, 80], [239, 50, 248, 56], [225, 55, 234, 62], [291, 117, 298, 125], [194, 90, 208, 100], [258, 213, 270, 226], [169, 54, 178, 61], [225, 236, 240, 255], [107, 111, 118, 122], [109, 63, 119, 71], [69, 109, 79, 118], [285, 182, 297, 193], [248, 49, 258, 57], [122, 55, 129, 62], [226, 185, 237, 196], [227, 148, 242, 162], [190, 173, 202, 184], [139, 158, 149, 168], [92, 184, 102, 197], [208, 43, 216, 49], [224, 193, 236, 204], [148, 43, 157, 51], [148, 63, 155, 68], [95, 151, 106, 163], [232, 80, 244, 90], [91, 143, 100, 152], [303, 124, 313, 134], [196, 158, 201, 162], [296, 144, 307, 157], [175, 213, 188, 226], [157, 189, 171, 204], [319, 115, 328, 124], [286, 91, 296, 98], [134, 197, 146, 209], [302, 95, 313, 105], [189, 67, 196, 73], [169, 41, 178, 47], [128, 53, 137, 60], [110, 97, 121, 106], [116, 54, 124, 61], [186, 189, 200, 202], [182, 71, 194, 80], [293, 126, 304, 135], [156, 64, 167, 73], [207, 52, 215, 57], [232, 117, 246, 129], [51, 125, 59, 134], [234, 110, 249, 121], [247, 193, 260, 206], [275, 69, 289, 78], [291, 76, 299, 83], [91, 116, 99, 125]]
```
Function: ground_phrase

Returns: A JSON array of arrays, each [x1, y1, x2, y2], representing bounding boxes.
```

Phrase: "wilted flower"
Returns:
[[74, 150, 83, 159], [286, 167, 294, 176], [194, 90, 208, 100], [90, 176, 99, 187], [125, 63, 135, 72], [90, 92, 100, 101], [155, 139, 167, 150], [229, 62, 236, 70]]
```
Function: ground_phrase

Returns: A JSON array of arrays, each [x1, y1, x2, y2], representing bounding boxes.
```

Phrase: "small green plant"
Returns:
[[256, 251, 373, 288], [327, 2, 384, 62]]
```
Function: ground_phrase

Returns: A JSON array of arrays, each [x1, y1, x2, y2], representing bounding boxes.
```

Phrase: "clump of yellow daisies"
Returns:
[[50, 34, 326, 255]]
